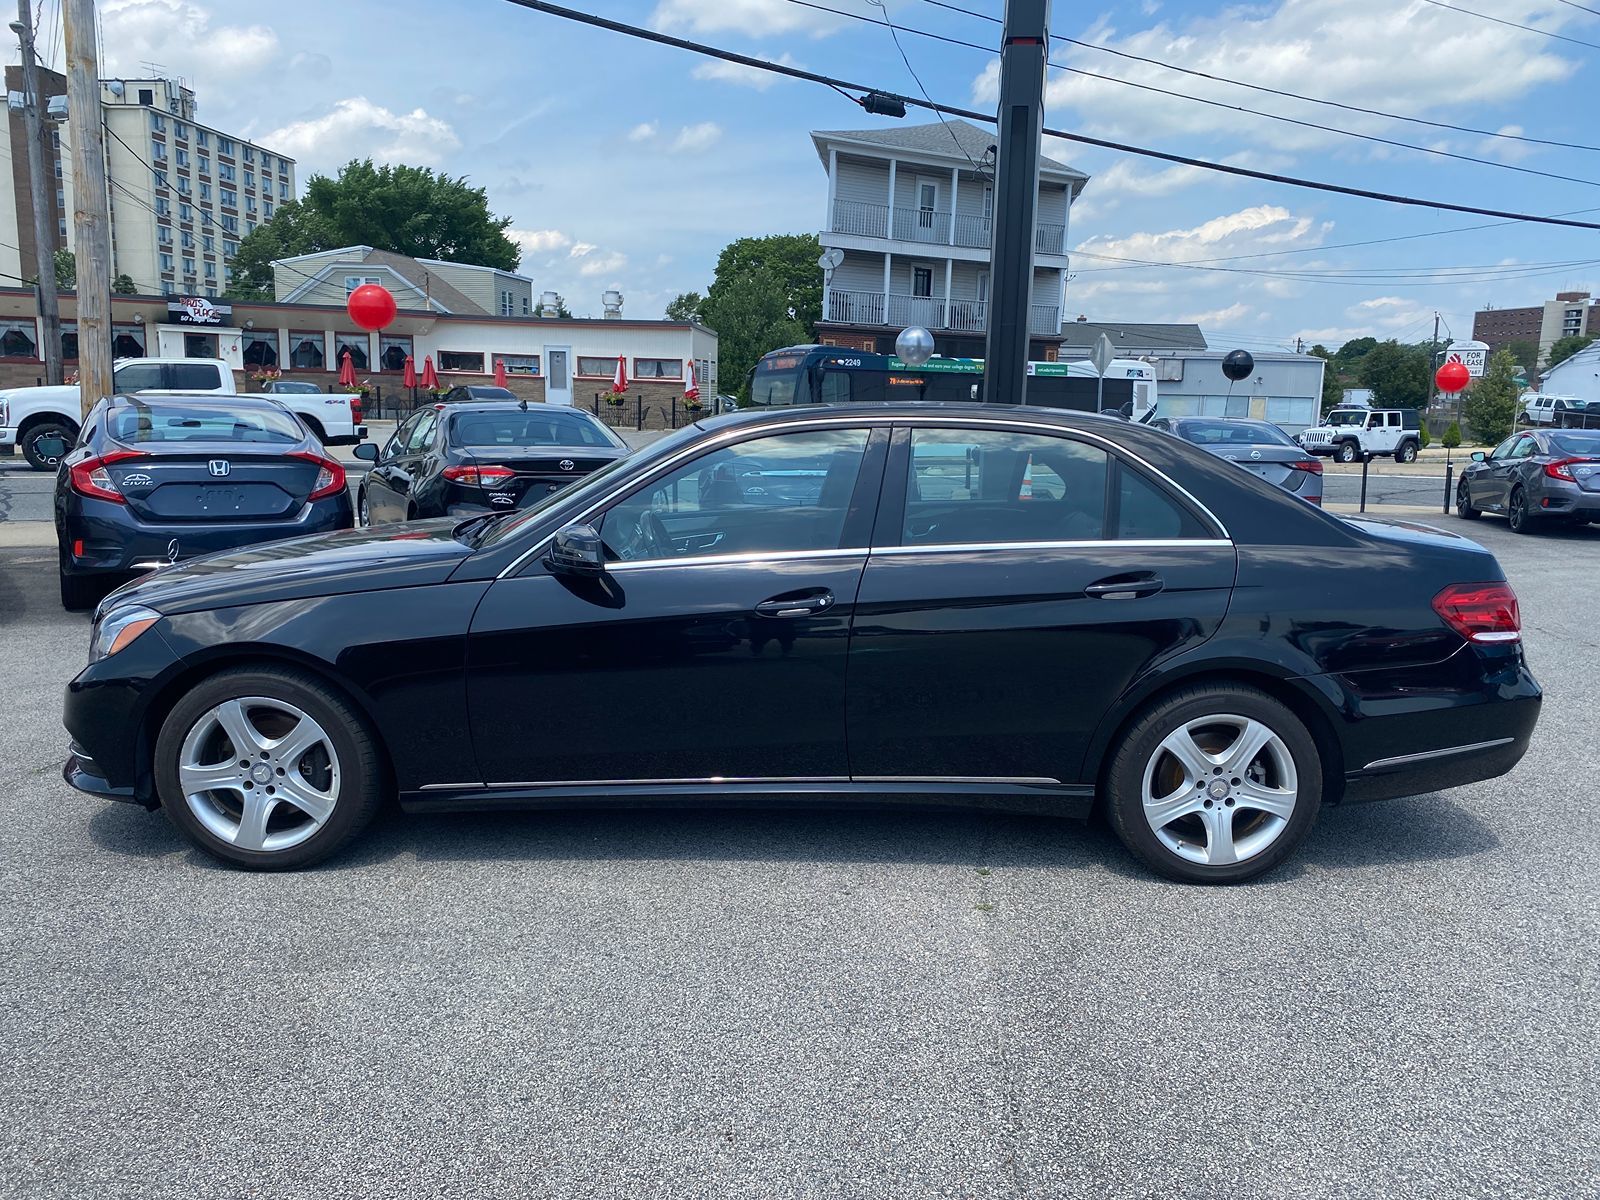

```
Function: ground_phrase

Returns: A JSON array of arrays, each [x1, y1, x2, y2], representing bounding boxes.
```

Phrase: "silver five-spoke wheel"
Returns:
[[1140, 713, 1299, 867], [177, 697, 341, 853]]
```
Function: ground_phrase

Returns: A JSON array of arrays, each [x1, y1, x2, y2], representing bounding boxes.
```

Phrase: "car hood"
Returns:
[[103, 521, 474, 615]]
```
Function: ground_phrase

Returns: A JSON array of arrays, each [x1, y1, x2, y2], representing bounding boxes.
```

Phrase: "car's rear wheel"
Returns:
[[1105, 685, 1322, 884], [154, 668, 384, 870], [21, 419, 76, 471], [1335, 441, 1358, 464], [1508, 486, 1534, 534], [1456, 479, 1481, 520], [1395, 441, 1418, 464]]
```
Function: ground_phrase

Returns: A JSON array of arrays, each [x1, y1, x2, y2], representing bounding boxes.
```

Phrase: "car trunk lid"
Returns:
[[458, 445, 622, 508], [105, 446, 322, 522]]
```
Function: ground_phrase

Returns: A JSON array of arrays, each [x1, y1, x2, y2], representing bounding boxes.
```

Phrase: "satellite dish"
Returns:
[[108, 80, 125, 97], [818, 248, 844, 272]]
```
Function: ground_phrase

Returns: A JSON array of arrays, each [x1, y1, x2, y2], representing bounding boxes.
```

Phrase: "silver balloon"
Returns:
[[895, 325, 935, 367]]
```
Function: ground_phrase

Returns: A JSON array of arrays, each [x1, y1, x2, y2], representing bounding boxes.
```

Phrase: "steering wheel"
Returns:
[[639, 509, 673, 559]]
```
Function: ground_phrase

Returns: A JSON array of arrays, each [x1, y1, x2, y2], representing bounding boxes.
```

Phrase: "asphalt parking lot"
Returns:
[[1, 479, 1597, 1196]]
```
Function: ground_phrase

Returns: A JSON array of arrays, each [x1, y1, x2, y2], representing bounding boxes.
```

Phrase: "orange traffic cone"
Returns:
[[1019, 455, 1035, 501]]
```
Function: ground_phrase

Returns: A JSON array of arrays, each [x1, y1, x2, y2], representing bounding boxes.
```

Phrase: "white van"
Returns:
[[1519, 392, 1561, 425]]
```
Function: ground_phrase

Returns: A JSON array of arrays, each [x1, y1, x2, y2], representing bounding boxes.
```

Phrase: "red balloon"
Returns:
[[347, 283, 397, 331], [1435, 361, 1471, 394]]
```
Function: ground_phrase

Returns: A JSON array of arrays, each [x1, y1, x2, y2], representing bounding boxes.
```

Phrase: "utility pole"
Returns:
[[982, 0, 1050, 405], [12, 1, 63, 386], [1425, 311, 1439, 413], [63, 0, 110, 419]]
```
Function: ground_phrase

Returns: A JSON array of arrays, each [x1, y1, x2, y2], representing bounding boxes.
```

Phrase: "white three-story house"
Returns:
[[812, 120, 1086, 359]]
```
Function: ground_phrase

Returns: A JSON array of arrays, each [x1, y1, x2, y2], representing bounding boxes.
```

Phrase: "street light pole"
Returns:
[[62, 0, 111, 420], [12, 1, 63, 386], [982, 0, 1050, 405]]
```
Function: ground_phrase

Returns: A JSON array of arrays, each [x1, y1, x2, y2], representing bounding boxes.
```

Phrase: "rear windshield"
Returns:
[[108, 404, 304, 444], [267, 381, 322, 394], [448, 410, 621, 449], [1177, 419, 1297, 447], [1550, 431, 1600, 455]]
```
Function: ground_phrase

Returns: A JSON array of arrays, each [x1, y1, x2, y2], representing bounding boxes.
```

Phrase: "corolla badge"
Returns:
[[121, 472, 154, 488], [207, 459, 230, 477], [559, 459, 576, 471], [490, 493, 515, 506]]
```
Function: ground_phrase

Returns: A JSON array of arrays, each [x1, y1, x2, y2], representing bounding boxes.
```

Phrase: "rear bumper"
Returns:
[[323, 424, 367, 446], [1531, 481, 1600, 518]]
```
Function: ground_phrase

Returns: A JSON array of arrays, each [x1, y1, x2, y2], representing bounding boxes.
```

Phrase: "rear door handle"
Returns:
[[755, 589, 835, 618], [1084, 574, 1164, 599]]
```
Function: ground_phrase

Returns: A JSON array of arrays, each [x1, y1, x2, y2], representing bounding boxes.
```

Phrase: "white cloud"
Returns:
[[1076, 204, 1321, 265], [652, 0, 867, 38], [628, 122, 659, 142], [1182, 301, 1253, 326], [691, 54, 802, 90], [100, 0, 278, 84], [569, 243, 598, 258], [263, 99, 460, 173], [577, 251, 629, 278], [672, 122, 724, 152], [510, 229, 571, 255]]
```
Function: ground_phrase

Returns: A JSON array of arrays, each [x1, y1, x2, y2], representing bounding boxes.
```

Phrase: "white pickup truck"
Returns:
[[0, 357, 366, 469]]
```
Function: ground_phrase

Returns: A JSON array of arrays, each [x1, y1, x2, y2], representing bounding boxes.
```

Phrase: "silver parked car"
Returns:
[[1457, 428, 1600, 532], [1149, 417, 1324, 506]]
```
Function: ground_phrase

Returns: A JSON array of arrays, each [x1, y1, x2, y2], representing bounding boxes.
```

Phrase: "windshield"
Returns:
[[751, 358, 804, 406], [267, 382, 321, 394], [108, 403, 303, 444], [1325, 410, 1366, 426], [448, 409, 623, 449], [1550, 431, 1600, 455], [1177, 419, 1296, 447]]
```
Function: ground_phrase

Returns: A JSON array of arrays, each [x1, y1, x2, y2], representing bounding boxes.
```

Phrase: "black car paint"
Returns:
[[63, 404, 1540, 823]]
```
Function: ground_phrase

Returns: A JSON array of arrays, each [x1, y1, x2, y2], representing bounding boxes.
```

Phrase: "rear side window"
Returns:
[[113, 363, 163, 392], [168, 362, 222, 390], [1117, 468, 1210, 540]]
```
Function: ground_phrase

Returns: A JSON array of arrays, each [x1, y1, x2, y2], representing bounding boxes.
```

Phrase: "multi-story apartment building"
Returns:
[[0, 71, 295, 300], [812, 120, 1086, 358], [1473, 291, 1600, 364]]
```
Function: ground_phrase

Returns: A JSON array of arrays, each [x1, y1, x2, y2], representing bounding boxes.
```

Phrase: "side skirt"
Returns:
[[400, 778, 1097, 819]]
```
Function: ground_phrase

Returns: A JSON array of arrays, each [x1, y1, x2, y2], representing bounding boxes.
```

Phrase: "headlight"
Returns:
[[89, 605, 161, 663]]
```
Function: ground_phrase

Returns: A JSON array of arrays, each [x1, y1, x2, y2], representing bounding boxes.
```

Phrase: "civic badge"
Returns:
[[207, 459, 230, 477], [165, 539, 180, 564], [559, 459, 575, 472], [122, 472, 153, 488]]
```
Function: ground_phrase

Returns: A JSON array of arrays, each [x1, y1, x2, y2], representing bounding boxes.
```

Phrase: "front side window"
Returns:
[[404, 410, 440, 453], [599, 428, 872, 563], [1489, 435, 1519, 460]]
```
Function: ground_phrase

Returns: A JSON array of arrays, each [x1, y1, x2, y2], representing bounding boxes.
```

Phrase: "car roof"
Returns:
[[439, 401, 601, 416], [106, 391, 289, 412], [699, 402, 1139, 435]]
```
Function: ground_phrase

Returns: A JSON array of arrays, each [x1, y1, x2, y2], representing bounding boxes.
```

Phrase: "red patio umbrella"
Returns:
[[420, 355, 439, 391], [494, 357, 508, 389], [612, 354, 628, 394], [402, 355, 417, 389], [338, 349, 358, 389]]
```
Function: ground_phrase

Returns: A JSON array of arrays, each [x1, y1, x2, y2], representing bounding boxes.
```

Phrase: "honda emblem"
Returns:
[[208, 459, 230, 477], [559, 459, 576, 472]]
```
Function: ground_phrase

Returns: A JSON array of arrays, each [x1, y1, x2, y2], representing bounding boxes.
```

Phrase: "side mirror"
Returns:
[[545, 522, 606, 577], [1471, 451, 1487, 462], [352, 442, 379, 462]]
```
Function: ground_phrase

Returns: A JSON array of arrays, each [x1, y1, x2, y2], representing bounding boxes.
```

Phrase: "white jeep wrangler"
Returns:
[[1298, 407, 1423, 464]]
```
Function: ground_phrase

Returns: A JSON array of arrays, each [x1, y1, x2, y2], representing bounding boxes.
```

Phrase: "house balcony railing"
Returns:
[[825, 288, 1061, 337], [830, 199, 1069, 255]]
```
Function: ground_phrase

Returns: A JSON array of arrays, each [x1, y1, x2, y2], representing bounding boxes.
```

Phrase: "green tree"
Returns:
[[665, 291, 703, 322], [699, 267, 809, 399], [1546, 334, 1595, 369], [53, 248, 75, 289], [1333, 336, 1378, 371], [1442, 423, 1462, 449], [1503, 339, 1539, 372], [1357, 339, 1429, 409], [703, 234, 822, 337], [1462, 349, 1519, 445], [225, 159, 519, 299], [111, 273, 138, 295], [1307, 344, 1345, 415]]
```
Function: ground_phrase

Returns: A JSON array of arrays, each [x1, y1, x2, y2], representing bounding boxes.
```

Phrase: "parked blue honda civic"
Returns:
[[54, 393, 353, 610]]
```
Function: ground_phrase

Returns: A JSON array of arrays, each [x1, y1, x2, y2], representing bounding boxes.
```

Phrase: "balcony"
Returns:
[[825, 288, 1061, 337], [830, 199, 1067, 255]]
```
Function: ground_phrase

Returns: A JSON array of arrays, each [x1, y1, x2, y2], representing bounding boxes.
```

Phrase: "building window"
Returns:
[[180, 230, 195, 249], [151, 139, 166, 161], [157, 223, 172, 243], [499, 288, 515, 316], [244, 170, 254, 189], [218, 137, 235, 155], [176, 176, 190, 195], [150, 112, 165, 132], [174, 122, 188, 140], [278, 181, 289, 199], [112, 324, 146, 357], [199, 183, 211, 201], [521, 296, 530, 315], [260, 153, 272, 171], [289, 333, 325, 370], [179, 203, 192, 223], [182, 257, 195, 275], [138, 87, 154, 105], [196, 129, 209, 147], [245, 195, 256, 213], [438, 350, 485, 373], [263, 201, 273, 220], [334, 333, 370, 371], [202, 234, 214, 252], [0, 321, 37, 357], [176, 148, 189, 168], [205, 286, 217, 299], [223, 265, 233, 283], [242, 330, 278, 367], [198, 155, 210, 176], [219, 162, 235, 182], [55, 187, 64, 209], [154, 170, 168, 189], [204, 261, 215, 279], [220, 188, 237, 208], [223, 239, 239, 255], [634, 357, 683, 380], [344, 275, 382, 296], [577, 356, 623, 377], [912, 266, 933, 298], [379, 334, 413, 371], [243, 145, 254, 163], [495, 353, 539, 376], [159, 252, 174, 272], [220, 215, 238, 233], [57, 216, 65, 239], [245, 220, 255, 235], [53, 158, 61, 178]]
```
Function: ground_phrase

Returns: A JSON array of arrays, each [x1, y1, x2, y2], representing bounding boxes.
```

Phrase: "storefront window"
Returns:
[[111, 324, 146, 358], [439, 350, 485, 373], [61, 321, 78, 362], [577, 356, 619, 377], [289, 332, 325, 370], [634, 357, 683, 380], [334, 333, 369, 371], [242, 330, 278, 367], [0, 322, 37, 357], [494, 353, 539, 375], [379, 334, 413, 372]]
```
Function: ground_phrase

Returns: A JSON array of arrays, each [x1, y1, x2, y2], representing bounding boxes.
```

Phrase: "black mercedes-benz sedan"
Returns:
[[61, 404, 1540, 882], [54, 393, 353, 611], [353, 401, 629, 524]]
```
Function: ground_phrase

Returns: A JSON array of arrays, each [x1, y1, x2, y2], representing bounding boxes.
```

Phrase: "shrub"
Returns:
[[1443, 423, 1462, 449], [1418, 425, 1431, 448]]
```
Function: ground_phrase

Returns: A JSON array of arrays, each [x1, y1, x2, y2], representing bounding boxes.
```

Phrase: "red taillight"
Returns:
[[350, 396, 363, 424], [68, 450, 142, 503], [289, 451, 346, 501], [1291, 459, 1324, 475], [1544, 457, 1596, 481], [442, 464, 516, 487], [1432, 582, 1521, 644]]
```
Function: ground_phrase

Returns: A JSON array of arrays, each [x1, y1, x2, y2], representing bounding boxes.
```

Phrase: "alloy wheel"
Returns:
[[357, 489, 369, 527], [176, 697, 341, 853], [1509, 489, 1528, 532], [1140, 714, 1299, 867]]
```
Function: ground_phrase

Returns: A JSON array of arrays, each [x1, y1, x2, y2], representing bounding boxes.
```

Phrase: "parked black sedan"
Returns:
[[62, 403, 1539, 882], [1149, 416, 1323, 505], [353, 402, 629, 524], [54, 393, 352, 611], [1457, 427, 1600, 531]]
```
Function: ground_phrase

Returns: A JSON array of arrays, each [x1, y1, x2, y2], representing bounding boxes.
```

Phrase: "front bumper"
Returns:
[[0, 425, 15, 448], [63, 743, 149, 807]]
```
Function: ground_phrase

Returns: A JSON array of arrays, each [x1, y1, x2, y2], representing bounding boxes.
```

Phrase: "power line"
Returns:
[[792, 0, 1600, 190], [1416, 0, 1600, 50], [862, 0, 989, 179], [920, 0, 1600, 155], [1552, 0, 1600, 17]]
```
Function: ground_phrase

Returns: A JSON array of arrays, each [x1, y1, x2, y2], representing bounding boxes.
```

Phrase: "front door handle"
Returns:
[[755, 589, 835, 618], [1084, 573, 1164, 599]]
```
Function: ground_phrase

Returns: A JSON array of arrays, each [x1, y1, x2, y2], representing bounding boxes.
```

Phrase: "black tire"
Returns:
[[21, 419, 77, 471], [356, 486, 369, 528], [300, 416, 327, 445], [1507, 486, 1534, 534], [57, 549, 101, 611], [153, 666, 386, 870], [1456, 479, 1481, 520], [1104, 684, 1323, 884], [1335, 441, 1358, 464], [1395, 440, 1419, 464]]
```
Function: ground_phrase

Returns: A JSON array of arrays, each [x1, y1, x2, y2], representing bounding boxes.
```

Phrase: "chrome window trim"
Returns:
[[868, 538, 1233, 556], [495, 411, 1231, 579], [608, 547, 867, 572], [1361, 737, 1513, 772]]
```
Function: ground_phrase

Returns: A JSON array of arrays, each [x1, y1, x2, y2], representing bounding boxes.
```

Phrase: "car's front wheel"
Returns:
[[1456, 478, 1481, 520], [356, 487, 370, 527], [1105, 685, 1322, 884], [154, 667, 385, 869]]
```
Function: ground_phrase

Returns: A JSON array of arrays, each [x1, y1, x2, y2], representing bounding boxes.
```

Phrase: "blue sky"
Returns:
[[41, 0, 1600, 348]]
